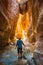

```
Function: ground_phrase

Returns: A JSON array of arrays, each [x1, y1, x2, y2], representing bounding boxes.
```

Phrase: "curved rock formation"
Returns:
[[0, 0, 19, 47], [33, 6, 43, 65], [18, 0, 28, 14]]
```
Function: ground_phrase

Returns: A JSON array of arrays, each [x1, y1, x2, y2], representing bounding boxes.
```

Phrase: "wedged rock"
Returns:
[[18, 0, 28, 14]]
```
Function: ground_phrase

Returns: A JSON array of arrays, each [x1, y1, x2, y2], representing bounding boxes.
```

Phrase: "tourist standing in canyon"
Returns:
[[16, 38, 25, 58]]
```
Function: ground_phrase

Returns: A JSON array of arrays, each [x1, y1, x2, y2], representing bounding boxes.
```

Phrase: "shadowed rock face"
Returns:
[[0, 13, 8, 31], [0, 12, 9, 47], [33, 1, 43, 64], [19, 0, 28, 14], [0, 0, 19, 47], [34, 12, 43, 65]]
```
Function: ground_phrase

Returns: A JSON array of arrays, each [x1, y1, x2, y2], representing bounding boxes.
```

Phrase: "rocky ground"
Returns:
[[0, 45, 36, 65]]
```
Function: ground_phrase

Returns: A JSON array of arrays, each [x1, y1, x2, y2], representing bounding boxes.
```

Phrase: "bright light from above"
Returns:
[[17, 0, 21, 3], [14, 12, 31, 44], [17, 0, 28, 4]]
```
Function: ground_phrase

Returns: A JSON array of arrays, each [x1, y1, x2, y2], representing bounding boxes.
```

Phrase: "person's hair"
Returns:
[[19, 38, 21, 40]]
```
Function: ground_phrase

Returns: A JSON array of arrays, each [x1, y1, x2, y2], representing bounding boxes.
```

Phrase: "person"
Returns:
[[16, 38, 25, 58]]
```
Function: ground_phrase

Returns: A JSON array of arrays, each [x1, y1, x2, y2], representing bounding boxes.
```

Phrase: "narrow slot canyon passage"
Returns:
[[0, 0, 43, 65]]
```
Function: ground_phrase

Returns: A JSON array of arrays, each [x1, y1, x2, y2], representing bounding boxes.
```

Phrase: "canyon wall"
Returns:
[[0, 0, 19, 47]]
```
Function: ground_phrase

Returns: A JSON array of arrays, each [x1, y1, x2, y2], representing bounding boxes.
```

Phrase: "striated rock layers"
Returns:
[[0, 0, 19, 47], [33, 7, 43, 65]]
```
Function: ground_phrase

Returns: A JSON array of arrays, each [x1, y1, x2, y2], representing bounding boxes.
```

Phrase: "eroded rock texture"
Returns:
[[0, 0, 19, 47], [33, 0, 43, 64], [18, 0, 28, 14]]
